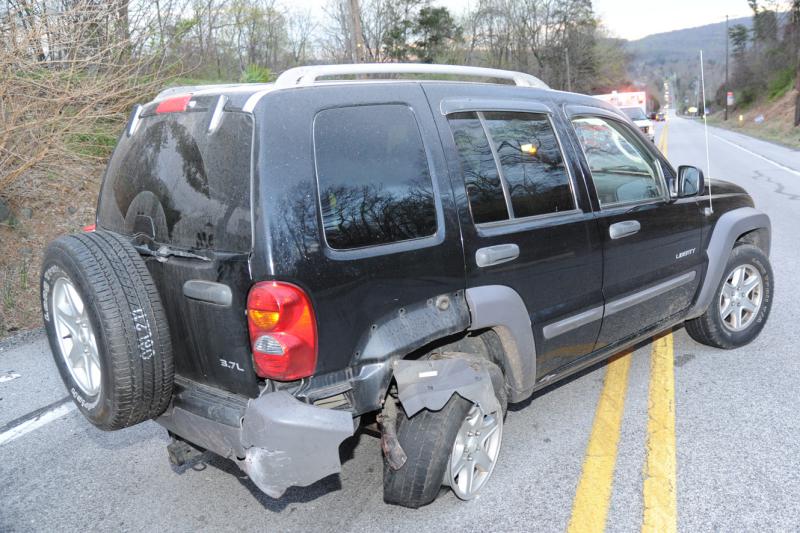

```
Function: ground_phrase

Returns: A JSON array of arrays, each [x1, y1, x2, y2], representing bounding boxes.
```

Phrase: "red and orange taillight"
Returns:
[[246, 281, 317, 381]]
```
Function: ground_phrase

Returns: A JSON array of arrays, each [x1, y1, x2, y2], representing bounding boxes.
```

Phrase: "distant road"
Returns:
[[1, 113, 799, 532]]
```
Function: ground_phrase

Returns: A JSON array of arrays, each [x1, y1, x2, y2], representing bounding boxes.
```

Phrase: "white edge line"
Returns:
[[712, 134, 800, 178], [0, 403, 76, 446]]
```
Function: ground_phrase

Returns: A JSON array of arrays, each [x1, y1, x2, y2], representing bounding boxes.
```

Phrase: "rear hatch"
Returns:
[[96, 94, 260, 397]]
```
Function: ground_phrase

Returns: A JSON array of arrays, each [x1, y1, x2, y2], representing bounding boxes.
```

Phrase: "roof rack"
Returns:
[[155, 83, 272, 101], [274, 63, 549, 90]]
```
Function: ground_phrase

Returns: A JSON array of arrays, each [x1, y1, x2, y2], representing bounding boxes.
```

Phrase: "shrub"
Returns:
[[768, 68, 796, 101], [241, 65, 273, 83]]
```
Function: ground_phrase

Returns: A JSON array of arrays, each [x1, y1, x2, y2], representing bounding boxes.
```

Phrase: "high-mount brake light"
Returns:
[[247, 281, 317, 381], [155, 94, 192, 114]]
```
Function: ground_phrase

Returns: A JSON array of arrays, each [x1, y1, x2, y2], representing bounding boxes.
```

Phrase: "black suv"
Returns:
[[40, 64, 773, 508]]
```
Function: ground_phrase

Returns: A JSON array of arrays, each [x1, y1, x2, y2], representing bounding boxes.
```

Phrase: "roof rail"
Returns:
[[274, 63, 549, 90], [154, 83, 272, 101]]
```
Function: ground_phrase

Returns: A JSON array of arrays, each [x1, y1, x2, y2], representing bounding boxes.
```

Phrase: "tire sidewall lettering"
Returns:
[[41, 265, 65, 323], [131, 308, 156, 360]]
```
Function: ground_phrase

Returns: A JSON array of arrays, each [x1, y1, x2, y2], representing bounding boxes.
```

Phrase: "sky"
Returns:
[[291, 0, 756, 42], [428, 0, 755, 41], [591, 0, 754, 40]]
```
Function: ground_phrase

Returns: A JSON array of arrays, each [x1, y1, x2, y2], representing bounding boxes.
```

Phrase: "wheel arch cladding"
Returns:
[[392, 357, 501, 418], [465, 286, 536, 403], [348, 291, 471, 414], [688, 207, 771, 319]]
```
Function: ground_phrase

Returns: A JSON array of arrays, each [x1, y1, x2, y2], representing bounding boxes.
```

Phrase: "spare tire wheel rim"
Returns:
[[719, 264, 763, 332], [447, 403, 503, 500], [52, 277, 102, 397]]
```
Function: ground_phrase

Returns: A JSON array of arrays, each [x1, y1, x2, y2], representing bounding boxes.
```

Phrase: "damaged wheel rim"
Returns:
[[52, 277, 102, 397], [447, 404, 503, 500]]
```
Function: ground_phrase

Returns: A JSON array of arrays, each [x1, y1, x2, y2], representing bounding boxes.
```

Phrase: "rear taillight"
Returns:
[[155, 94, 192, 114], [82, 224, 96, 232], [247, 281, 317, 381]]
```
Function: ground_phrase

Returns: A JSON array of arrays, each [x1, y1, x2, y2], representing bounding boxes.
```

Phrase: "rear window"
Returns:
[[97, 109, 253, 252], [314, 105, 437, 250]]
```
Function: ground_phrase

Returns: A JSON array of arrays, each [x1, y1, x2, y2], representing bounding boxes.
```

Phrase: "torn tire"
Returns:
[[41, 230, 173, 430], [382, 353, 506, 507]]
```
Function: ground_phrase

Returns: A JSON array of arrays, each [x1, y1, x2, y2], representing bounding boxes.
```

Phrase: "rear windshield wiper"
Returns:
[[132, 238, 211, 263]]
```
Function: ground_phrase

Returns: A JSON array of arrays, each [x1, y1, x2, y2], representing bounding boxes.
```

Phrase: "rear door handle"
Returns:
[[609, 220, 641, 239], [475, 244, 519, 267]]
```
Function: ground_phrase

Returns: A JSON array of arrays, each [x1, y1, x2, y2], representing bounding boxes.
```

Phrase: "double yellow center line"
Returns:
[[568, 120, 676, 533]]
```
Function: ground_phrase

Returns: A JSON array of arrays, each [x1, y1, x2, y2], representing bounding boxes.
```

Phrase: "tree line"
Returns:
[[0, 0, 631, 192], [725, 0, 800, 123]]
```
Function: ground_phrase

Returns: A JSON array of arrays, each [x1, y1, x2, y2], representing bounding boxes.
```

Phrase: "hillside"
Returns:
[[624, 17, 753, 105], [626, 16, 751, 68]]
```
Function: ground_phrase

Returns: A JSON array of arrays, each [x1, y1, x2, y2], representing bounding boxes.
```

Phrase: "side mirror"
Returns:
[[677, 165, 704, 198]]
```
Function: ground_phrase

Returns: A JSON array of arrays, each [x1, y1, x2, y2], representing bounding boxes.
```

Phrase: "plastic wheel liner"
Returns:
[[392, 357, 501, 418]]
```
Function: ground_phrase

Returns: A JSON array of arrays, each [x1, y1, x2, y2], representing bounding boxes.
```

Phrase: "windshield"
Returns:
[[621, 107, 647, 121]]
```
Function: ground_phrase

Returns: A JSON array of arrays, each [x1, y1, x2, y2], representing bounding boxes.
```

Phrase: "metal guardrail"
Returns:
[[274, 63, 549, 90]]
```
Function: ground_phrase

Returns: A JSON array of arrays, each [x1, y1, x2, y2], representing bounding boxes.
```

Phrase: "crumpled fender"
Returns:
[[237, 391, 354, 499], [392, 357, 500, 417]]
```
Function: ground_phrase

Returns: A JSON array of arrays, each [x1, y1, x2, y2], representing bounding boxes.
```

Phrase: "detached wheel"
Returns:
[[685, 244, 773, 349], [383, 355, 506, 508], [41, 230, 173, 430]]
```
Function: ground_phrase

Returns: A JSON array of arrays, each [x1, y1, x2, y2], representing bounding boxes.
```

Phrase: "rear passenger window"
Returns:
[[314, 105, 437, 250], [448, 111, 575, 224]]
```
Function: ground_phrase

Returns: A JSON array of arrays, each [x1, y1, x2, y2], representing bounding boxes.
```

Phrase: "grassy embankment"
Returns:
[[0, 76, 234, 337], [707, 79, 800, 150]]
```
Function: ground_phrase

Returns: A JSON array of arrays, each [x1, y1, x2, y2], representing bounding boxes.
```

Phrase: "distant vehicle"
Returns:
[[619, 106, 655, 142], [656, 112, 666, 121], [593, 90, 654, 142], [648, 112, 657, 120]]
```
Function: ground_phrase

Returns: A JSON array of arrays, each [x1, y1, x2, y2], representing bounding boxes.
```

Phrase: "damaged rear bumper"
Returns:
[[157, 381, 354, 498]]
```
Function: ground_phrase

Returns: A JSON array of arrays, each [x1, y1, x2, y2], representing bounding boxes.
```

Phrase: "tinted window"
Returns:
[[314, 105, 437, 250], [448, 111, 574, 223], [483, 112, 575, 218], [97, 110, 253, 252], [448, 112, 509, 224], [572, 117, 664, 207]]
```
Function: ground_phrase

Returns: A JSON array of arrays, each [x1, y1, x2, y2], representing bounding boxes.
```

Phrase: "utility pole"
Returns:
[[724, 15, 729, 121], [565, 48, 572, 92], [348, 0, 364, 63]]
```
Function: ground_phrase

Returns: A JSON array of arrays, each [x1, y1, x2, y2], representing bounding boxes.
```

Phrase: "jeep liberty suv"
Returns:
[[40, 63, 773, 508]]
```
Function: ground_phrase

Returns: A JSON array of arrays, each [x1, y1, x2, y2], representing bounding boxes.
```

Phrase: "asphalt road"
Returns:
[[2, 113, 799, 532]]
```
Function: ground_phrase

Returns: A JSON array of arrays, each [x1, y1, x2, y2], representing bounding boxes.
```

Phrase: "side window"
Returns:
[[447, 112, 508, 224], [448, 111, 575, 225], [571, 117, 665, 207], [314, 105, 437, 250]]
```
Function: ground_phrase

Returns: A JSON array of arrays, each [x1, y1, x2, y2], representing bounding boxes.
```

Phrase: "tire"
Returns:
[[685, 243, 773, 349], [383, 354, 506, 508], [41, 230, 173, 430]]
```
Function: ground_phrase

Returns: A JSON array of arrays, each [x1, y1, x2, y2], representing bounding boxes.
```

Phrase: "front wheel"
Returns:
[[685, 244, 773, 349]]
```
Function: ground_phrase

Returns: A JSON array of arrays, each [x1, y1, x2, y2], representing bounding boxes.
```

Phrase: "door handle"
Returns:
[[475, 244, 520, 267], [609, 220, 641, 239]]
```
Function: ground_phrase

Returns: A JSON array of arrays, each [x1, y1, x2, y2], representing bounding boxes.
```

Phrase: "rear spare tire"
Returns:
[[41, 230, 173, 430]]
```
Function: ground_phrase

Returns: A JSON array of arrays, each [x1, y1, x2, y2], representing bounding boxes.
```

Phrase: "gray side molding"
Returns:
[[465, 286, 536, 402], [393, 358, 500, 417], [687, 207, 771, 319], [238, 391, 354, 498]]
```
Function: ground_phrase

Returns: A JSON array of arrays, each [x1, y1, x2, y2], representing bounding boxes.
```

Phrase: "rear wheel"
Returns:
[[41, 230, 173, 430], [685, 244, 773, 349], [382, 354, 506, 508]]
